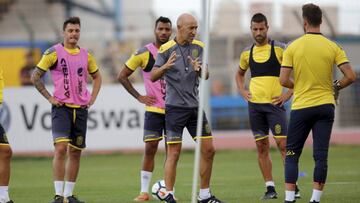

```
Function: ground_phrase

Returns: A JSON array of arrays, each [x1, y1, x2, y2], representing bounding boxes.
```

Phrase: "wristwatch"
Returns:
[[333, 80, 341, 90]]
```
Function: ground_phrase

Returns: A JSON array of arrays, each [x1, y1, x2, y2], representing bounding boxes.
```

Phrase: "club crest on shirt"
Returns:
[[192, 49, 199, 58]]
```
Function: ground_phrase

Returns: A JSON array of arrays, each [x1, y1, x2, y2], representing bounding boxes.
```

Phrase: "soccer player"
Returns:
[[280, 4, 356, 203], [0, 66, 13, 203], [235, 13, 297, 200], [31, 17, 102, 203], [117, 16, 172, 202], [151, 13, 224, 203]]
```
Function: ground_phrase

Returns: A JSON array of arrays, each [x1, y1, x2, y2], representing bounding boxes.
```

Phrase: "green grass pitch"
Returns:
[[9, 145, 360, 203]]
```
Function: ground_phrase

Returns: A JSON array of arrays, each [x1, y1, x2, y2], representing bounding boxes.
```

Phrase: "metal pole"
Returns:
[[191, 1, 211, 203]]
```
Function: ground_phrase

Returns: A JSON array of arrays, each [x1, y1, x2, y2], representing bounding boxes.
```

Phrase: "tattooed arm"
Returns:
[[31, 67, 63, 106]]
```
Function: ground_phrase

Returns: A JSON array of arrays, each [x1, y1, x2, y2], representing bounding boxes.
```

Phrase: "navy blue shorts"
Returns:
[[165, 105, 212, 144], [143, 111, 165, 142], [286, 104, 334, 153], [52, 105, 88, 149], [248, 102, 287, 141], [0, 123, 9, 145]]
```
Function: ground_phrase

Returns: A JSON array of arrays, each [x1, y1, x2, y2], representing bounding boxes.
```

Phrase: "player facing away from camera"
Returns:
[[31, 16, 102, 203], [235, 13, 299, 200], [117, 16, 172, 202], [280, 3, 356, 203], [0, 66, 13, 203], [151, 13, 224, 203]]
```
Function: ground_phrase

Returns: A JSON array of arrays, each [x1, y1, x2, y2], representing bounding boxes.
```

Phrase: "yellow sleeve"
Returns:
[[274, 47, 284, 64], [88, 52, 99, 74], [36, 49, 57, 71], [239, 51, 249, 71], [281, 46, 293, 68], [334, 44, 349, 66], [125, 52, 148, 71], [0, 67, 3, 103]]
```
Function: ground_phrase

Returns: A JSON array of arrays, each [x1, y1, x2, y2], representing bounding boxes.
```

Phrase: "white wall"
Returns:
[[2, 84, 194, 153]]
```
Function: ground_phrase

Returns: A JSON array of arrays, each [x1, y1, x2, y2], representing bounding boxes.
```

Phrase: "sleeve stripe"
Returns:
[[281, 66, 293, 69], [239, 66, 247, 71], [89, 69, 99, 74], [337, 62, 349, 67], [36, 66, 47, 72]]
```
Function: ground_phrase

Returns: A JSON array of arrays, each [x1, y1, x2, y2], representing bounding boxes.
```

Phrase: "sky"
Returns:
[[153, 0, 360, 34]]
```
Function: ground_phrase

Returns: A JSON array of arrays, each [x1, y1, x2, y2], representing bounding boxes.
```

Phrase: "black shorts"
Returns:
[[248, 102, 287, 141], [52, 105, 88, 149], [165, 105, 212, 144], [0, 123, 9, 146], [143, 111, 165, 142], [286, 104, 334, 152]]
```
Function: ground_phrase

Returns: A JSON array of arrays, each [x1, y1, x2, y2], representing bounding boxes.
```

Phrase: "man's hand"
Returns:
[[188, 56, 202, 72], [240, 90, 252, 101], [138, 95, 156, 106], [164, 51, 177, 70], [48, 97, 63, 107], [333, 80, 341, 105], [272, 93, 292, 107]]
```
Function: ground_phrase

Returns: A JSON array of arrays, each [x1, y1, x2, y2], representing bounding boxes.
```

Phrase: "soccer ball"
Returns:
[[151, 180, 167, 201]]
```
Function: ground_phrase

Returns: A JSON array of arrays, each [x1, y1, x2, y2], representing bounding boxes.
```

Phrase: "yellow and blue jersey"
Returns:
[[239, 40, 285, 103], [282, 33, 349, 110]]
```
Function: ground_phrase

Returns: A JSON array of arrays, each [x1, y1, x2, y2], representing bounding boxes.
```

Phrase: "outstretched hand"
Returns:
[[164, 51, 177, 70], [188, 56, 202, 72]]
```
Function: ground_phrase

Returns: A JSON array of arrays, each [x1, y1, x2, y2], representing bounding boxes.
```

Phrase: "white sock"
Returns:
[[63, 181, 75, 197], [0, 186, 10, 202], [310, 189, 323, 202], [140, 170, 152, 193], [166, 190, 174, 196], [199, 188, 211, 200], [54, 181, 64, 196], [285, 190, 295, 201], [265, 181, 275, 187]]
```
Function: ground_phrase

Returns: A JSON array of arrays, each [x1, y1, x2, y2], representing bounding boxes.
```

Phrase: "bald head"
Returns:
[[176, 13, 198, 45], [177, 13, 196, 27]]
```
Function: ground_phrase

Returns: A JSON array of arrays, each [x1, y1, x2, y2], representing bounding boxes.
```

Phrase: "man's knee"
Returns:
[[276, 138, 286, 150], [167, 144, 181, 161], [0, 146, 12, 160], [256, 139, 269, 156], [68, 146, 82, 158], [201, 140, 215, 160], [54, 143, 68, 157], [285, 149, 301, 164], [144, 141, 159, 156]]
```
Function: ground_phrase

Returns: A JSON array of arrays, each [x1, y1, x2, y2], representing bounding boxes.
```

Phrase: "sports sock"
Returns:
[[285, 190, 295, 201], [199, 188, 211, 200], [265, 181, 275, 188], [63, 181, 75, 197], [140, 170, 152, 193], [0, 186, 10, 202], [310, 189, 323, 202], [54, 181, 64, 196]]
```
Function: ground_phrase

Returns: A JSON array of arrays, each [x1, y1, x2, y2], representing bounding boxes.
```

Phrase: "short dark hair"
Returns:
[[63, 16, 81, 31], [302, 3, 322, 27], [251, 13, 268, 26], [155, 16, 172, 28]]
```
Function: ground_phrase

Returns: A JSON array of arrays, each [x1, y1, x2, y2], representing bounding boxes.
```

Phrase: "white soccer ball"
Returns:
[[151, 180, 167, 201]]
